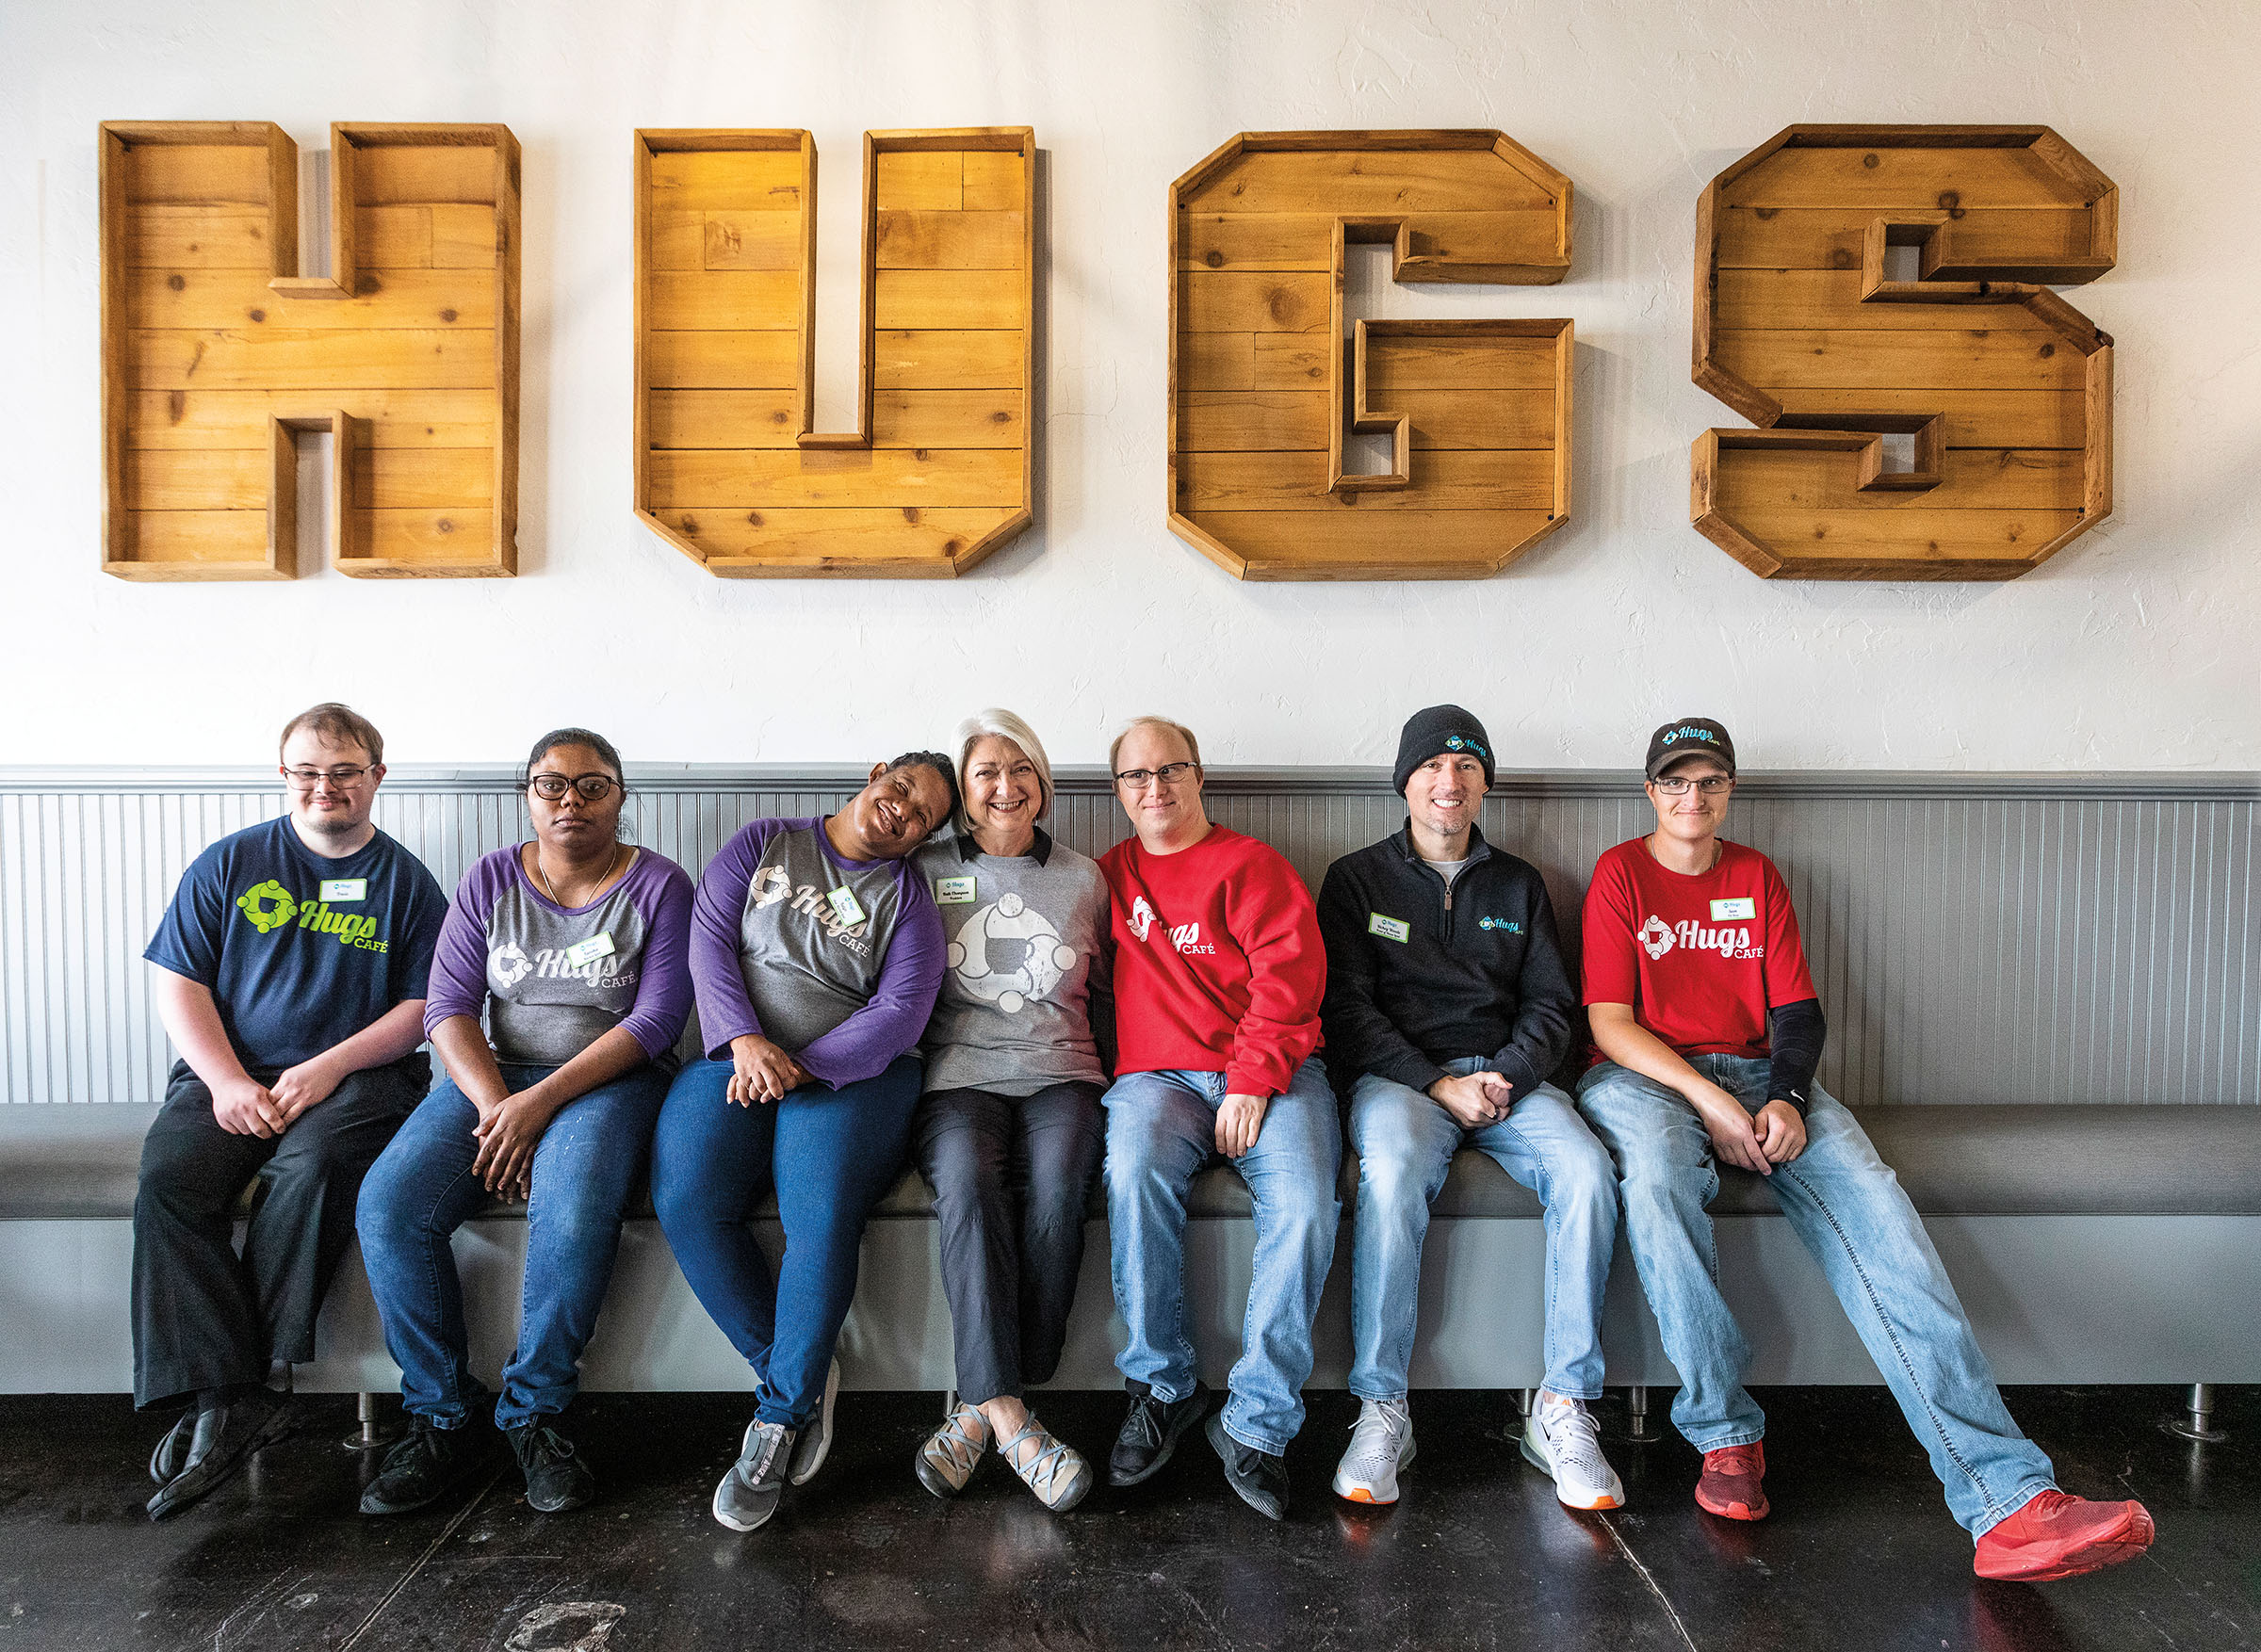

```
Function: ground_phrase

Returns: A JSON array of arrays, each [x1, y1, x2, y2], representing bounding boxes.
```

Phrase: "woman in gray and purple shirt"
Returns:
[[652, 753, 955, 1534], [355, 729, 692, 1520]]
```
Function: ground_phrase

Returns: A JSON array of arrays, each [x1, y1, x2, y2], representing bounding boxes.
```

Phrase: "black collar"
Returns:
[[1391, 818, 1491, 869], [957, 825, 1053, 866]]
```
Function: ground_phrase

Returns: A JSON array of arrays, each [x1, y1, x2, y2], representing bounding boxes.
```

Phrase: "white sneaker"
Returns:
[[1521, 1396, 1625, 1511], [788, 1357, 840, 1485], [1332, 1398, 1416, 1505]]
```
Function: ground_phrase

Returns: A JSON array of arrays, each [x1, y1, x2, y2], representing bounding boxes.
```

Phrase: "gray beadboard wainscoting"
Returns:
[[2, 768, 2254, 1109]]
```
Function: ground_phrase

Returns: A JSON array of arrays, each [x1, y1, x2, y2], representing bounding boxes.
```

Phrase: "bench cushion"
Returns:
[[6, 1102, 2257, 1223]]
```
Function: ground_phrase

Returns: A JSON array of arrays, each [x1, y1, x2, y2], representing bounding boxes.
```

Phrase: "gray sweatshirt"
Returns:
[[913, 828, 1111, 1096]]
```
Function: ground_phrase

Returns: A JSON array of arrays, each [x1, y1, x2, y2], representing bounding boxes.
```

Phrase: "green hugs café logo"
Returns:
[[236, 881, 388, 950]]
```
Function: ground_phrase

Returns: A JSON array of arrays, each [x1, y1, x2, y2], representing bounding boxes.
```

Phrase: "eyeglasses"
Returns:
[[529, 774, 621, 802], [1114, 762, 1197, 790], [1651, 775, 1733, 796], [283, 765, 373, 788]]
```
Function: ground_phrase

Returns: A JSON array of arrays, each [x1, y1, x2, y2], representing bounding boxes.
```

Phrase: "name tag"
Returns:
[[934, 875, 977, 905], [1368, 912, 1410, 944], [320, 879, 367, 903], [1710, 898, 1756, 921], [826, 885, 868, 928], [564, 932, 616, 968]]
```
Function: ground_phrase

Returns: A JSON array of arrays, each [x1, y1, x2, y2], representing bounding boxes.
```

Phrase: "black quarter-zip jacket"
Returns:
[[1315, 822, 1575, 1098]]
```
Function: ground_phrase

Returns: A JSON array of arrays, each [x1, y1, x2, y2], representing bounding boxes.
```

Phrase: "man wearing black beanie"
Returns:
[[1315, 706, 1624, 1511]]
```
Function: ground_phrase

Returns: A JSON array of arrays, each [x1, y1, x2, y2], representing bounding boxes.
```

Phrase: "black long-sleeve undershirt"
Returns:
[[1766, 997, 1826, 1114]]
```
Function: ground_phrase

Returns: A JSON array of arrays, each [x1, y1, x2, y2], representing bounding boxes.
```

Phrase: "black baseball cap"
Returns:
[[1644, 718, 1736, 780]]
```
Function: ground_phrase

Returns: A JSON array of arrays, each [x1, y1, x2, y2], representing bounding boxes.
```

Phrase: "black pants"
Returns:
[[914, 1080, 1104, 1406], [132, 1055, 428, 1411]]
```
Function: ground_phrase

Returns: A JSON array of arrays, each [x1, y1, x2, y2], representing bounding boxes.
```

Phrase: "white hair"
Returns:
[[952, 708, 1056, 827]]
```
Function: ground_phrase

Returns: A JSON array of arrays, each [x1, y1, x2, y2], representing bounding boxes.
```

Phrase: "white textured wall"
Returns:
[[5, 0, 2257, 771]]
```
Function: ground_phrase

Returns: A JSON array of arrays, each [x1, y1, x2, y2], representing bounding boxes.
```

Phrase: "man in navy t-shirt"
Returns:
[[136, 704, 447, 1520]]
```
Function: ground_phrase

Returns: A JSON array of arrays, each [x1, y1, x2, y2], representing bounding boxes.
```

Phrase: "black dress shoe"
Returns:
[[359, 1416, 487, 1516], [1207, 1412, 1290, 1521], [144, 1391, 294, 1521], [1108, 1380, 1212, 1487], [149, 1410, 195, 1484], [508, 1419, 594, 1514]]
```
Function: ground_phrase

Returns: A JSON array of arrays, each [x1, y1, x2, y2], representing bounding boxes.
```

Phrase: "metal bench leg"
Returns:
[[2164, 1382, 2228, 1443], [943, 1387, 959, 1418], [1624, 1385, 1663, 1442], [341, 1389, 397, 1451]]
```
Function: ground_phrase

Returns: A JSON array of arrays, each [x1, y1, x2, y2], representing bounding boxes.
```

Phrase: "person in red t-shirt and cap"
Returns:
[[1097, 715, 1338, 1522], [1576, 718, 2155, 1583]]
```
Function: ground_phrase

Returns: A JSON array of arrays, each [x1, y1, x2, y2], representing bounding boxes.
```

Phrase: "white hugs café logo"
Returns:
[[1639, 916, 1676, 960], [1128, 896, 1158, 943], [1641, 914, 1763, 963]]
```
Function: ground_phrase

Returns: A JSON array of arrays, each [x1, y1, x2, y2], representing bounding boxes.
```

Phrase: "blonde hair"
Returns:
[[953, 708, 1057, 827], [1109, 716, 1203, 775]]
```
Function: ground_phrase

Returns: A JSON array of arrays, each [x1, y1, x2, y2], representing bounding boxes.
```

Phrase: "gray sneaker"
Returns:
[[712, 1419, 795, 1532], [788, 1357, 840, 1485]]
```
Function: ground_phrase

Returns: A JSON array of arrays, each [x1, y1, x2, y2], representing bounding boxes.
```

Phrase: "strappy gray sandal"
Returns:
[[1000, 1417, 1092, 1513], [917, 1401, 992, 1498]]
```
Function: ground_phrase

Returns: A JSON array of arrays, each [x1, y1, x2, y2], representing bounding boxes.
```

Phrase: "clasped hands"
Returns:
[[727, 1033, 807, 1107], [210, 1056, 346, 1138], [1428, 1070, 1513, 1127], [1689, 1084, 1807, 1174]]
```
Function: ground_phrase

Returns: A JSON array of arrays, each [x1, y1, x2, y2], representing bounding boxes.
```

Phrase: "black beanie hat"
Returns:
[[1393, 705, 1496, 796]]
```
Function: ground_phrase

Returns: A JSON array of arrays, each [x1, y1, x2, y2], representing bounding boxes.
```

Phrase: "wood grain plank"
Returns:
[[1178, 271, 1329, 332], [1715, 268, 2055, 332], [871, 331, 1023, 390], [1771, 387, 2085, 448], [1178, 209, 1563, 272], [1388, 388, 1558, 449], [350, 446, 496, 508], [429, 205, 496, 268], [1713, 206, 2095, 270], [872, 269, 1026, 330], [1178, 333, 1257, 392], [650, 210, 707, 271], [1715, 446, 2084, 511], [647, 447, 1023, 509], [1255, 334, 1331, 389], [960, 151, 1025, 212], [870, 390, 1023, 448], [130, 267, 492, 330], [127, 207, 274, 268], [648, 149, 803, 212], [352, 143, 497, 205], [1180, 149, 1556, 214], [874, 151, 963, 211], [1176, 392, 1328, 450], [126, 389, 499, 448], [645, 270, 801, 329], [125, 145, 268, 204], [1721, 146, 2096, 209], [1181, 509, 1553, 574], [1706, 502, 2080, 564], [125, 448, 269, 510], [875, 210, 1025, 269], [121, 509, 271, 563], [1364, 334, 1558, 392], [655, 505, 1017, 567], [645, 389, 805, 448], [1713, 329, 2087, 391], [643, 331, 802, 389], [1179, 449, 1554, 511], [355, 206, 432, 267], [698, 212, 803, 269], [129, 328, 497, 390], [349, 507, 496, 561]]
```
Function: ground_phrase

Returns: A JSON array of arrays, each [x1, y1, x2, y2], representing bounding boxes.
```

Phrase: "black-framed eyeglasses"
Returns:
[[1651, 775, 1733, 796], [529, 773, 621, 802], [283, 765, 374, 788], [1114, 762, 1198, 789]]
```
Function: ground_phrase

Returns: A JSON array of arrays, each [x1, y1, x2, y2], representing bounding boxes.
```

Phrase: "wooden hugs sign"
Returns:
[[100, 121, 521, 580], [632, 128, 1036, 577], [1169, 132, 1575, 580], [1692, 126, 2117, 580]]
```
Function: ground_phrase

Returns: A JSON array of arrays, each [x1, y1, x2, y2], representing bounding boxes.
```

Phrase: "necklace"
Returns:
[[534, 840, 624, 908]]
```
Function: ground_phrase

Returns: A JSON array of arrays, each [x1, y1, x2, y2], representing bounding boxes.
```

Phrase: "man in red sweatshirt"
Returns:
[[1098, 716, 1337, 1521]]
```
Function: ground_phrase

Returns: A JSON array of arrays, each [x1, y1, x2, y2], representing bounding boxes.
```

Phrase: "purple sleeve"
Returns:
[[690, 818, 791, 1060], [422, 851, 514, 1039], [616, 858, 696, 1061], [796, 868, 947, 1089]]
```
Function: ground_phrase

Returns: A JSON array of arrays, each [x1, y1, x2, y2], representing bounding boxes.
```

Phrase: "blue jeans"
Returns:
[[651, 1055, 922, 1430], [1576, 1055, 2058, 1536], [355, 1061, 670, 1431], [1348, 1060, 1618, 1402], [1102, 1058, 1342, 1456]]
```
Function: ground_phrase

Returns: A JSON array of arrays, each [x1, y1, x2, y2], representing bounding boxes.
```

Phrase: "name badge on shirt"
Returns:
[[1368, 912, 1410, 944], [564, 932, 616, 968], [320, 879, 367, 903], [826, 885, 868, 928], [1710, 898, 1757, 922], [934, 875, 977, 905]]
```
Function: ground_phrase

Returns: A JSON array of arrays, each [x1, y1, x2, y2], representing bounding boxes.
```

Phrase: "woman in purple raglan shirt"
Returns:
[[650, 752, 956, 1534], [354, 730, 693, 1520]]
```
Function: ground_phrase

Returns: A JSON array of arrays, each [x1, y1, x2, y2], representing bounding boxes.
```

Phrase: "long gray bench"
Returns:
[[7, 1099, 2256, 1400]]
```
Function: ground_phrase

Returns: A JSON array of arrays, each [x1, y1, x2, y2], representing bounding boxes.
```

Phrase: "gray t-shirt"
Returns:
[[913, 829, 1110, 1096], [735, 820, 914, 1054]]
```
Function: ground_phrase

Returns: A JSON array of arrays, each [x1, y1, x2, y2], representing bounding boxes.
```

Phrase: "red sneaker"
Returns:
[[1696, 1442, 1768, 1520], [1974, 1490, 2155, 1581]]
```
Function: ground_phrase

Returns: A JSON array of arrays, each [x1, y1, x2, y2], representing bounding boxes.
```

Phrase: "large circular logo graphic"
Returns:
[[236, 879, 300, 934], [946, 893, 1077, 1013]]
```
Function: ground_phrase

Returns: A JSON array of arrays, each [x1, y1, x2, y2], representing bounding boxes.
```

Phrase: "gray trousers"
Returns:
[[132, 1055, 428, 1410]]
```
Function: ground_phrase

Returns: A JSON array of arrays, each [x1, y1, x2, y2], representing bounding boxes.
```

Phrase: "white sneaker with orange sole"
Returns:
[[1521, 1396, 1625, 1511], [1332, 1398, 1416, 1504]]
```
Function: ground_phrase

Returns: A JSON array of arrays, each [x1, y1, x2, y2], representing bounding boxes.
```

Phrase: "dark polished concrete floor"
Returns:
[[0, 1385, 2253, 1651]]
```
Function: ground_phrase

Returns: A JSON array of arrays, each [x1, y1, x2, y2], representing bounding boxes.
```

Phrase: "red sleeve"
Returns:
[[1580, 850, 1641, 1006], [1760, 858, 1819, 1007], [1221, 847, 1326, 1097]]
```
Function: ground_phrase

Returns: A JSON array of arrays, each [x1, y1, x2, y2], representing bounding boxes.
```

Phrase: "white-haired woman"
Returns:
[[908, 710, 1112, 1512]]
